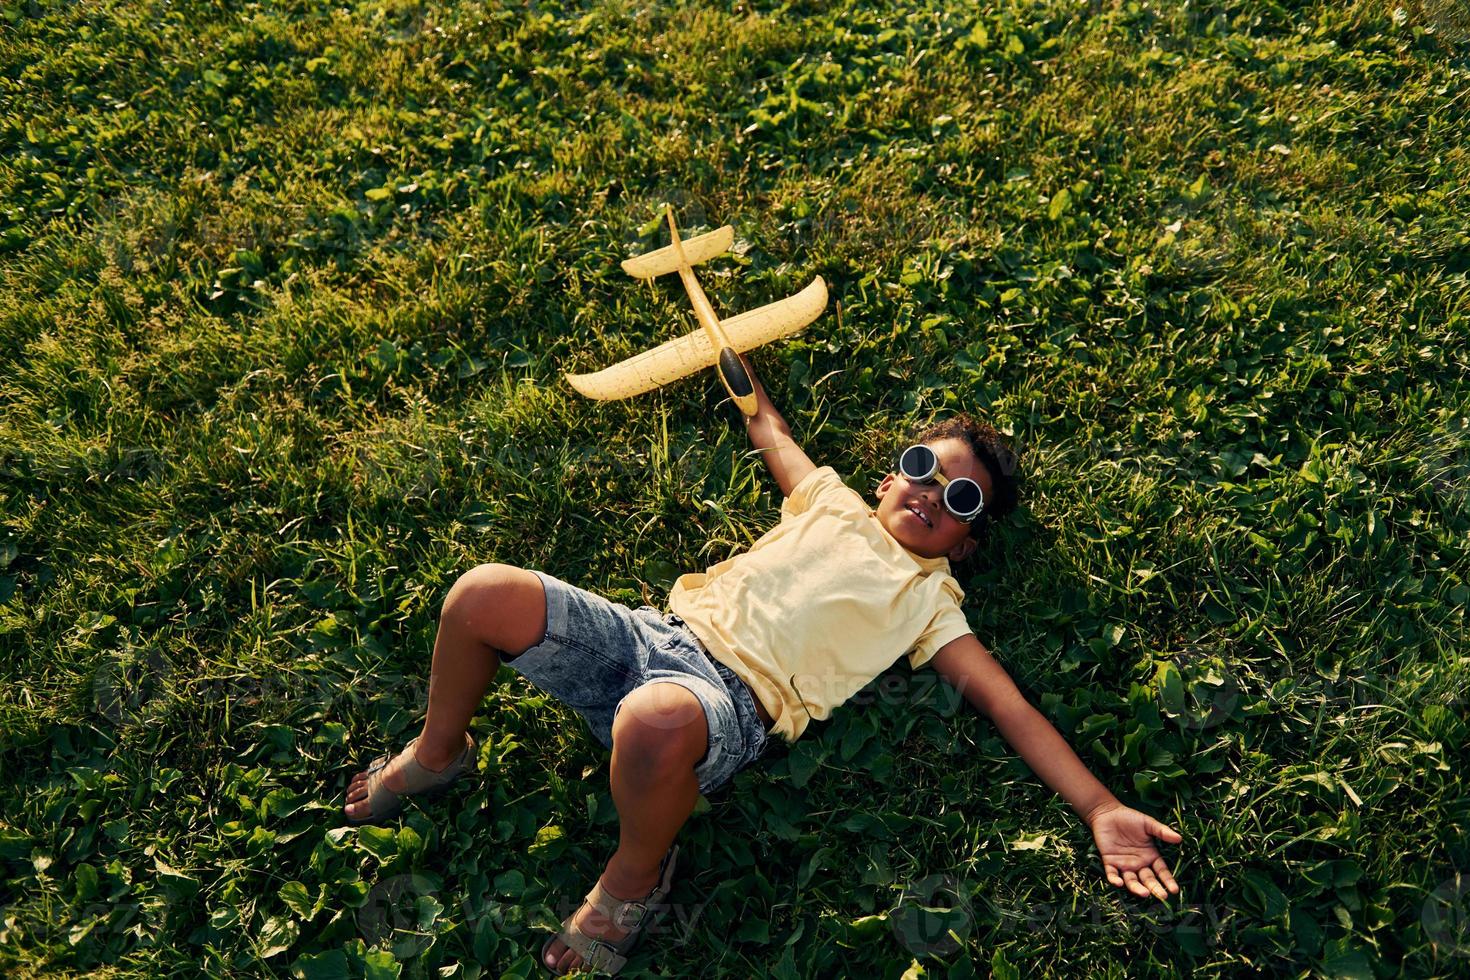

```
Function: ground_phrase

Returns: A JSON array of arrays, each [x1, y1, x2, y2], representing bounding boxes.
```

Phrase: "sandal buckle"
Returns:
[[581, 938, 619, 970], [613, 901, 648, 929]]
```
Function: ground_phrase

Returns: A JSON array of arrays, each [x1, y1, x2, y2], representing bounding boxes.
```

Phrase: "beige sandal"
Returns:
[[540, 844, 680, 976], [345, 733, 476, 825]]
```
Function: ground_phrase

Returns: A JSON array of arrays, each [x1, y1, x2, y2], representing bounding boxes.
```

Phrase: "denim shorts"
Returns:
[[505, 570, 771, 796]]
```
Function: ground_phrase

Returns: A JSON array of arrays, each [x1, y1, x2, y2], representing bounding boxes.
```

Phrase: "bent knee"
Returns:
[[442, 563, 547, 656], [612, 683, 709, 769]]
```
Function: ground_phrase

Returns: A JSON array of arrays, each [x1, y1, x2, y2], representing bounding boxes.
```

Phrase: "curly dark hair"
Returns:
[[911, 413, 1023, 542]]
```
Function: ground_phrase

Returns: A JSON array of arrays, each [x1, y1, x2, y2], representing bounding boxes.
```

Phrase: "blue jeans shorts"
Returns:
[[505, 570, 771, 796]]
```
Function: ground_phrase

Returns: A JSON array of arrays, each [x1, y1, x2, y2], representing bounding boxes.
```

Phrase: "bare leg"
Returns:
[[544, 682, 708, 974], [345, 564, 547, 820]]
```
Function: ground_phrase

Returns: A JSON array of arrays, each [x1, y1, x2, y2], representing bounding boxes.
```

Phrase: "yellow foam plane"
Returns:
[[566, 208, 827, 416]]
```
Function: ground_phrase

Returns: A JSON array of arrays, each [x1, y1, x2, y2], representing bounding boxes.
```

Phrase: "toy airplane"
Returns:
[[566, 208, 827, 416]]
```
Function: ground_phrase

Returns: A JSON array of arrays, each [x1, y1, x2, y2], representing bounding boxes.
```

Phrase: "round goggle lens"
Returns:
[[944, 478, 984, 518], [898, 445, 937, 480]]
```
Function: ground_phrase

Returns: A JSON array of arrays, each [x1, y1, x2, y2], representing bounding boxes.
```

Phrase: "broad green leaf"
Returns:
[[414, 892, 445, 931], [280, 880, 315, 919], [736, 917, 770, 944], [847, 913, 888, 938], [992, 949, 1021, 980], [1156, 663, 1186, 714], [1319, 943, 1376, 980], [493, 869, 525, 898], [69, 916, 100, 946], [527, 824, 563, 856], [154, 857, 199, 901], [264, 788, 306, 820], [396, 826, 424, 861], [260, 915, 299, 958], [1240, 869, 1288, 920], [358, 825, 397, 860], [1048, 188, 1072, 221], [788, 744, 822, 788], [764, 810, 801, 842], [73, 863, 99, 901], [291, 949, 350, 980], [0, 828, 30, 860], [363, 949, 401, 980], [473, 914, 500, 962]]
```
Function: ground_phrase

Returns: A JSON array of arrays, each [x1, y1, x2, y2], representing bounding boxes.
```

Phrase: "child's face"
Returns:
[[873, 437, 994, 562]]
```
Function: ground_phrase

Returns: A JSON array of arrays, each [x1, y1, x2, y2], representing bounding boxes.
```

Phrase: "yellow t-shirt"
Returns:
[[668, 465, 973, 743]]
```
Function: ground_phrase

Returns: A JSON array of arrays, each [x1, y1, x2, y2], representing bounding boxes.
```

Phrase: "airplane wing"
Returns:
[[620, 225, 734, 279], [565, 276, 828, 401]]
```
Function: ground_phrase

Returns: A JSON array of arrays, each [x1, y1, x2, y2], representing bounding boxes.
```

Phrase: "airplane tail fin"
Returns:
[[620, 225, 734, 279]]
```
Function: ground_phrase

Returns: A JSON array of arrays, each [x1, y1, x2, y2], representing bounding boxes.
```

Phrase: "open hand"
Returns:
[[1086, 801, 1183, 901]]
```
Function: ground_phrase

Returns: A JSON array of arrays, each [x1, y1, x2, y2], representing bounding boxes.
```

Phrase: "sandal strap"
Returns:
[[352, 734, 475, 823], [585, 883, 650, 930], [545, 845, 680, 975], [393, 734, 476, 794], [584, 844, 680, 930], [359, 767, 406, 821], [555, 925, 627, 973]]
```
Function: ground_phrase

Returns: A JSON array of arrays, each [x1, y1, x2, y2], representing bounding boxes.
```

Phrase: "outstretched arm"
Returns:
[[930, 632, 1184, 901], [736, 352, 816, 497]]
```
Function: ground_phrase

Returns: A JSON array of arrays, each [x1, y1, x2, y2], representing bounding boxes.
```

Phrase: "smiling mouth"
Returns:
[[905, 503, 932, 528]]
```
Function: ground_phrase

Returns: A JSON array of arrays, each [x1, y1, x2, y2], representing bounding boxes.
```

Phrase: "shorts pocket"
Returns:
[[657, 622, 708, 659], [511, 634, 637, 710]]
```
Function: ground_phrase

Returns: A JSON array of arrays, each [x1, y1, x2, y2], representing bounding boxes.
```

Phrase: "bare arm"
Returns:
[[930, 632, 1183, 901], [736, 352, 816, 497], [931, 633, 1118, 819]]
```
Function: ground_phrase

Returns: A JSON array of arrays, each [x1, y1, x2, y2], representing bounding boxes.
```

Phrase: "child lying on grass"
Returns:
[[342, 355, 1183, 976]]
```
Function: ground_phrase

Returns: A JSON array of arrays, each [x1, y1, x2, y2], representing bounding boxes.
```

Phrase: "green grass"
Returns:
[[2, 0, 1468, 976]]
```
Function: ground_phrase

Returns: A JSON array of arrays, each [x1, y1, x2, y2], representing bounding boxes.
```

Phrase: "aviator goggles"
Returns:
[[896, 444, 986, 523]]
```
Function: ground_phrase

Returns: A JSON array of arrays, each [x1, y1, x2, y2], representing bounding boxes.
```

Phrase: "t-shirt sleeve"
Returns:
[[907, 591, 973, 670], [780, 465, 863, 519]]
